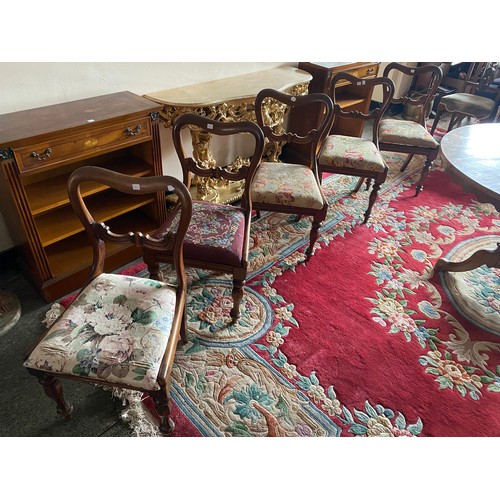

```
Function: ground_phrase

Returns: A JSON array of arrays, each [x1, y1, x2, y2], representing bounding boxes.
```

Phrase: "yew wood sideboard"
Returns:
[[0, 91, 165, 302]]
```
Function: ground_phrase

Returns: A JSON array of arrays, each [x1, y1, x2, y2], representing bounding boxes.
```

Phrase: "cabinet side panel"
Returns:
[[0, 160, 52, 281]]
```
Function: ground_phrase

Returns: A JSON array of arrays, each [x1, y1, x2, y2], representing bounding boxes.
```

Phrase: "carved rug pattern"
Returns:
[[52, 152, 500, 436]]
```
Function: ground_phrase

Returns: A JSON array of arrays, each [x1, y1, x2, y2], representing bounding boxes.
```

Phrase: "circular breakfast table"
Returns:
[[435, 123, 500, 273]]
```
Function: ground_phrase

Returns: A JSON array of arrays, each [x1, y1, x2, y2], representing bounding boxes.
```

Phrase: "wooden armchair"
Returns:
[[317, 72, 395, 223], [143, 114, 265, 323], [378, 63, 443, 196], [251, 88, 334, 261], [23, 166, 192, 436]]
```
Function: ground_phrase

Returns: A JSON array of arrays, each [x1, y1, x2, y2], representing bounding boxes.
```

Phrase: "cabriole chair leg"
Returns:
[[151, 389, 175, 436], [32, 370, 73, 419]]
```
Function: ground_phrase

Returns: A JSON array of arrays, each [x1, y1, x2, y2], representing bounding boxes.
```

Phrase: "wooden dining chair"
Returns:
[[143, 114, 265, 323], [378, 63, 443, 196], [317, 72, 395, 223], [251, 88, 334, 262], [431, 62, 500, 134], [23, 166, 192, 436]]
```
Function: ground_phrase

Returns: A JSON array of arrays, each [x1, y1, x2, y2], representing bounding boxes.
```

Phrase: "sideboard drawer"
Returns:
[[347, 64, 378, 79], [14, 118, 151, 174]]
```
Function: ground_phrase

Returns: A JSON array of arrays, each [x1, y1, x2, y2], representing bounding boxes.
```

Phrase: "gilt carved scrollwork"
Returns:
[[157, 81, 309, 202]]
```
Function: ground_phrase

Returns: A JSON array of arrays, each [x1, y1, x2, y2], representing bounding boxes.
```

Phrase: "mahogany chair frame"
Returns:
[[252, 88, 334, 261], [431, 62, 500, 134], [144, 114, 265, 323], [318, 72, 395, 223], [23, 166, 193, 435], [379, 63, 443, 196]]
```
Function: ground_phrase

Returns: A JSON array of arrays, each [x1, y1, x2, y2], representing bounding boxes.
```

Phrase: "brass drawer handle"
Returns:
[[125, 124, 142, 136], [30, 148, 52, 161]]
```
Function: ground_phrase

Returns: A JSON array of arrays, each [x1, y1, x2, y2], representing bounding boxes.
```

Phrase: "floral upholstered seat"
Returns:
[[250, 89, 333, 262], [143, 114, 265, 323], [378, 63, 443, 197], [318, 135, 386, 173], [23, 166, 192, 436], [24, 273, 178, 391], [184, 201, 246, 266], [379, 118, 439, 149], [252, 161, 325, 210], [317, 72, 395, 224]]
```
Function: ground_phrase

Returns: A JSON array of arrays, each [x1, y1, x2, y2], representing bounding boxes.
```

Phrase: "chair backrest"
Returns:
[[67, 165, 192, 288], [254, 88, 334, 168], [327, 72, 395, 145], [172, 113, 265, 211], [383, 63, 443, 125]]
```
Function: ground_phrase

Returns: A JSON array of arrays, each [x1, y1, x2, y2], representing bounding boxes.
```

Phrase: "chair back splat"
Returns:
[[23, 166, 192, 435], [317, 72, 395, 223], [251, 88, 334, 261], [144, 114, 265, 324], [378, 63, 443, 196]]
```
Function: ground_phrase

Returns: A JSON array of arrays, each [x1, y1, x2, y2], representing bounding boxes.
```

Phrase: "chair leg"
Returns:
[[430, 108, 444, 135], [400, 154, 414, 172], [415, 157, 433, 196], [305, 212, 324, 262], [31, 370, 73, 419], [150, 388, 175, 436], [448, 113, 465, 132], [353, 177, 365, 193], [180, 306, 188, 343], [230, 274, 245, 323], [147, 261, 164, 282], [363, 182, 381, 224]]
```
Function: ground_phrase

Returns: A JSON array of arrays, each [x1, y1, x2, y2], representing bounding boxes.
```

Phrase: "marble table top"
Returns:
[[440, 123, 500, 203], [144, 66, 312, 107]]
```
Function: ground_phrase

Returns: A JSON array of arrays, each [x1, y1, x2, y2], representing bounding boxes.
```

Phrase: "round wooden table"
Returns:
[[435, 123, 500, 272]]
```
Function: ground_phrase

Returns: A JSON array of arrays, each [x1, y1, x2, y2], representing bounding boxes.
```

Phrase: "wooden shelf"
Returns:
[[45, 210, 158, 276], [25, 156, 153, 216], [35, 189, 155, 247], [336, 93, 367, 109]]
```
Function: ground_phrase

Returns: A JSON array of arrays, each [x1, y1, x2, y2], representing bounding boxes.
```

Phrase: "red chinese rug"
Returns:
[[55, 151, 500, 437]]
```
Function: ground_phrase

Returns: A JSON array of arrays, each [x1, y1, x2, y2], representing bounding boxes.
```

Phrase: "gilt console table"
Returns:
[[144, 66, 312, 203]]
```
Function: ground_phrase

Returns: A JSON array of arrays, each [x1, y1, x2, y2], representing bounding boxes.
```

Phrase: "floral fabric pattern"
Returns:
[[25, 273, 178, 391], [318, 135, 386, 173], [252, 161, 324, 209], [169, 201, 246, 266], [379, 118, 439, 148]]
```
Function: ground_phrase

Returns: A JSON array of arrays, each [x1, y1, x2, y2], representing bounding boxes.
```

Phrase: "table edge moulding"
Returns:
[[0, 91, 165, 302], [144, 66, 312, 203]]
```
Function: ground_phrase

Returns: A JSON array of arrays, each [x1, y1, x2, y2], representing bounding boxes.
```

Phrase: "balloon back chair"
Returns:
[[378, 63, 443, 196], [143, 114, 265, 324], [251, 88, 334, 262], [23, 166, 192, 436], [317, 72, 395, 223], [431, 62, 500, 134]]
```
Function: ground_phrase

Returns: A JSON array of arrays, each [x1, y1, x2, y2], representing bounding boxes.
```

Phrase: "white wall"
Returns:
[[0, 62, 290, 252]]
